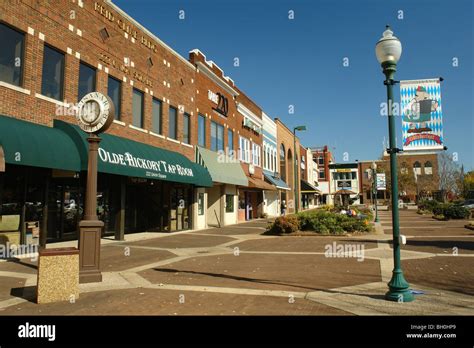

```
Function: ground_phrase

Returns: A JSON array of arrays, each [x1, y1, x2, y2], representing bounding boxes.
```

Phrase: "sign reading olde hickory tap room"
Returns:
[[74, 93, 196, 183]]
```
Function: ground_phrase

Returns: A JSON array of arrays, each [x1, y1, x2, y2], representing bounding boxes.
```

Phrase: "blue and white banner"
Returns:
[[400, 78, 444, 151]]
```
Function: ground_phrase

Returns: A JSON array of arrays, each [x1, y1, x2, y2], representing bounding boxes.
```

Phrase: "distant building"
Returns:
[[358, 152, 440, 204], [328, 163, 361, 206], [311, 146, 333, 205], [300, 145, 319, 209]]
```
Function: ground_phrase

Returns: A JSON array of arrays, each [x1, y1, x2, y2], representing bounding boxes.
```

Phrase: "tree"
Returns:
[[438, 153, 463, 201], [377, 155, 416, 201], [462, 170, 474, 198]]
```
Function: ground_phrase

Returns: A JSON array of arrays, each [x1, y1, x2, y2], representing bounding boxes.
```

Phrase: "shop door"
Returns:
[[47, 182, 82, 241], [169, 187, 190, 231]]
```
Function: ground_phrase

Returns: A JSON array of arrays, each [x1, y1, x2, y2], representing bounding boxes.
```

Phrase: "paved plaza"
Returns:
[[0, 211, 473, 315]]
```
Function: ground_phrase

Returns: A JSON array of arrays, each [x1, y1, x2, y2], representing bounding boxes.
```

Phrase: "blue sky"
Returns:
[[114, 0, 473, 169]]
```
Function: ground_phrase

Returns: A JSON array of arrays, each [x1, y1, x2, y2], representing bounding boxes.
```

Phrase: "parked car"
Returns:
[[462, 199, 474, 210]]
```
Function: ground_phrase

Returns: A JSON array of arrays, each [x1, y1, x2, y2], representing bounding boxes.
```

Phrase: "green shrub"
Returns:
[[297, 209, 371, 234], [433, 214, 447, 221], [444, 205, 470, 219], [432, 203, 470, 220], [418, 199, 440, 213], [432, 203, 451, 216], [266, 208, 373, 235], [266, 215, 299, 234]]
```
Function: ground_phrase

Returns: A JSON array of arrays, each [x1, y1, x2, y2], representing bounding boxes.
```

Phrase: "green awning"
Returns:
[[54, 120, 212, 187], [0, 115, 81, 171], [196, 146, 248, 186], [301, 180, 321, 194]]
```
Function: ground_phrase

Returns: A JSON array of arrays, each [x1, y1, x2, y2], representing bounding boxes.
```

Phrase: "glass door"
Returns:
[[169, 186, 190, 232]]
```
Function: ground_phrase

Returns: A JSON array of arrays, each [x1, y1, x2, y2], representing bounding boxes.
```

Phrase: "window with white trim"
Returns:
[[252, 143, 261, 167], [239, 136, 250, 163]]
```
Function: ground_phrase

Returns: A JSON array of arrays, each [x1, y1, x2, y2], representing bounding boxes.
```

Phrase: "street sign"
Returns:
[[376, 173, 386, 190]]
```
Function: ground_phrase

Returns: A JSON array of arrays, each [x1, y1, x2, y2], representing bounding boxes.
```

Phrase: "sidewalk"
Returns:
[[0, 214, 473, 315]]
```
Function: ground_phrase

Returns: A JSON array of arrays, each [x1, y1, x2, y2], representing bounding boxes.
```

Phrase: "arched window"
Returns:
[[413, 161, 421, 175], [424, 161, 433, 175], [280, 144, 286, 181]]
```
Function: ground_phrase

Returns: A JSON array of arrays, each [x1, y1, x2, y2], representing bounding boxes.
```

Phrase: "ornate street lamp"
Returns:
[[375, 25, 414, 302], [371, 161, 379, 222], [293, 125, 306, 213]]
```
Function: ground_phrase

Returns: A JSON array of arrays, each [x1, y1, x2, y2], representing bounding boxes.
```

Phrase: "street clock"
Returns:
[[76, 92, 115, 134]]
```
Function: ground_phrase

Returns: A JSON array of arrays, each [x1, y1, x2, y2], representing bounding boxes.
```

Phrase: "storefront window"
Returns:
[[168, 106, 177, 139], [78, 62, 96, 101], [280, 144, 286, 181], [108, 76, 121, 120], [228, 129, 234, 156], [198, 114, 206, 147], [198, 193, 204, 215], [132, 88, 144, 128], [240, 137, 250, 163], [41, 45, 65, 101], [183, 113, 190, 144], [0, 23, 24, 87], [225, 194, 234, 213], [152, 98, 162, 134], [252, 143, 261, 166], [210, 121, 224, 152]]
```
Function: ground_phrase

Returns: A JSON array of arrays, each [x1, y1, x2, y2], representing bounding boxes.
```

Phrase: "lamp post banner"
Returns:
[[400, 78, 444, 151], [376, 173, 386, 190]]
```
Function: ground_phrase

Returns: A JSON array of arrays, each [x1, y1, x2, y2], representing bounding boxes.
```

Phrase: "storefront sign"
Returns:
[[94, 2, 158, 53], [242, 117, 262, 135], [98, 148, 194, 179], [337, 180, 351, 188], [99, 53, 153, 87], [336, 169, 352, 173], [208, 90, 228, 116], [400, 78, 444, 151]]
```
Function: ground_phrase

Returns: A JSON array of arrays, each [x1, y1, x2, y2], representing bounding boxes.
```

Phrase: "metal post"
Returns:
[[383, 61, 413, 302], [293, 130, 298, 213], [40, 173, 49, 248], [373, 168, 379, 222]]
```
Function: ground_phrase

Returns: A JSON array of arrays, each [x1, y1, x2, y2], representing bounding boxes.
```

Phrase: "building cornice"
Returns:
[[107, 0, 195, 70], [195, 61, 240, 97]]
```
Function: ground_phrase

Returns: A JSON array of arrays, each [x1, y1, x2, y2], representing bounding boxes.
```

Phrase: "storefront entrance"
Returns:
[[125, 178, 192, 233]]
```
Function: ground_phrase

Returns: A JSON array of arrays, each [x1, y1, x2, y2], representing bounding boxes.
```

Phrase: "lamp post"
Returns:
[[293, 125, 306, 213], [371, 161, 379, 222], [375, 25, 414, 302]]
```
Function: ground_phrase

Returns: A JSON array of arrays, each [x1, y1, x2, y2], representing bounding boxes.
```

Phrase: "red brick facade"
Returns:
[[0, 0, 196, 159]]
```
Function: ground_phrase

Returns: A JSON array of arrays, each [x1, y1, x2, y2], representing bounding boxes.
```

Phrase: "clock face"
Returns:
[[76, 92, 115, 134], [82, 100, 101, 124]]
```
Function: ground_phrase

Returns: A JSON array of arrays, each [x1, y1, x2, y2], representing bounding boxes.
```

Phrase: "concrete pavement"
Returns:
[[0, 212, 473, 315]]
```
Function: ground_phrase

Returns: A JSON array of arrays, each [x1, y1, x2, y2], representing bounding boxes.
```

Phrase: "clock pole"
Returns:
[[78, 134, 104, 283], [76, 92, 115, 284]]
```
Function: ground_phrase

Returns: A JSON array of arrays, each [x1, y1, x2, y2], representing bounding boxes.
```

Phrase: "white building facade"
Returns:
[[328, 163, 361, 206]]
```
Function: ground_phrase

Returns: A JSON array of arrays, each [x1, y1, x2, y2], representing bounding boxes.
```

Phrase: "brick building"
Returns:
[[275, 118, 301, 213], [311, 146, 333, 205], [0, 0, 219, 244], [358, 152, 440, 204], [0, 0, 293, 245]]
